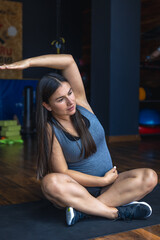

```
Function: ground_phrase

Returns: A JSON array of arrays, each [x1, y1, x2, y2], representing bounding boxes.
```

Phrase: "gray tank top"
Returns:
[[51, 105, 113, 178]]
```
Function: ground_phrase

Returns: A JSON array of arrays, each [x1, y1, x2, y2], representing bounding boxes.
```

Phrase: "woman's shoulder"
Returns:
[[76, 104, 97, 122], [76, 101, 94, 115]]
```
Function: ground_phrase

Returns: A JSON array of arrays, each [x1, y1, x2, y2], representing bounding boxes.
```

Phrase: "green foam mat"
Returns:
[[1, 125, 21, 131], [0, 130, 20, 137], [0, 120, 17, 127], [6, 136, 22, 140]]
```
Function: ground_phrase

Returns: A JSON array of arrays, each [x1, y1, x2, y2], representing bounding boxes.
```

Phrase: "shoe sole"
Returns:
[[66, 207, 74, 226], [124, 201, 152, 218]]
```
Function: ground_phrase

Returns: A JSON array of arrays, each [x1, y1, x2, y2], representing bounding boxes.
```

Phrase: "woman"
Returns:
[[0, 54, 158, 226]]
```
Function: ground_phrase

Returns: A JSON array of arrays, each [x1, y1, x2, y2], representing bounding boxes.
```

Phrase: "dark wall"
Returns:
[[0, 0, 82, 122], [9, 0, 82, 79], [91, 0, 141, 136], [109, 0, 141, 135], [91, 0, 111, 132]]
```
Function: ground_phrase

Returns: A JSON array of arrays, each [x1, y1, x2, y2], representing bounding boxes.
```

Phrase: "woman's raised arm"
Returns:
[[0, 54, 74, 70], [0, 54, 87, 104]]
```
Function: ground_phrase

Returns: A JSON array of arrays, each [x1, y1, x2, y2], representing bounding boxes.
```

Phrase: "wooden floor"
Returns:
[[0, 135, 160, 239]]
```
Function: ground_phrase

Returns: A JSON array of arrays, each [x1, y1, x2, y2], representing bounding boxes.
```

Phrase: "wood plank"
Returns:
[[146, 224, 160, 236], [0, 136, 160, 239], [107, 135, 141, 143], [91, 224, 160, 240]]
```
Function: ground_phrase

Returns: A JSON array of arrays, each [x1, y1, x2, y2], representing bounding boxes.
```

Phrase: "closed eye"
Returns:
[[68, 89, 73, 95], [57, 98, 63, 102]]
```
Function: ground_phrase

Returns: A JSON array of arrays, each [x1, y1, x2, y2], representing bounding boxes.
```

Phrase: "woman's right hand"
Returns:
[[0, 59, 30, 70], [103, 167, 118, 186]]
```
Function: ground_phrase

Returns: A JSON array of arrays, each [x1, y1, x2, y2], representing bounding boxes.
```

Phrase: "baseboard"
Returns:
[[106, 134, 141, 143]]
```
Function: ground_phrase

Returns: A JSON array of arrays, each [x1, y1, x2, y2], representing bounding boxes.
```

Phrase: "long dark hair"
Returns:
[[36, 72, 97, 179]]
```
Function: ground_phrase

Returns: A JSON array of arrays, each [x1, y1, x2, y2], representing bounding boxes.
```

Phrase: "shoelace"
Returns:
[[121, 207, 136, 220], [117, 205, 139, 221]]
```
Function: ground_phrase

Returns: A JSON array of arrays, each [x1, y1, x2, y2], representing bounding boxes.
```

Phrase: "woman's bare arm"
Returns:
[[0, 54, 92, 110], [49, 126, 118, 188]]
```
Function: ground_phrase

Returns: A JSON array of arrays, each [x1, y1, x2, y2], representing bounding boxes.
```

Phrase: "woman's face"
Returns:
[[43, 81, 76, 118]]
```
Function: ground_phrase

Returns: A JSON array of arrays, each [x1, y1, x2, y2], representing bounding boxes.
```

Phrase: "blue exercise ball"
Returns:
[[139, 108, 160, 126]]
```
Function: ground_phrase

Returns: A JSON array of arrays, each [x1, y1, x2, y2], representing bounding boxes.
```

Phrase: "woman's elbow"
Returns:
[[67, 54, 74, 65]]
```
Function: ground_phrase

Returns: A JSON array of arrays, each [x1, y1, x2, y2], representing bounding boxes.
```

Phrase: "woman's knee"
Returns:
[[143, 168, 158, 191], [41, 173, 67, 197], [139, 168, 158, 193]]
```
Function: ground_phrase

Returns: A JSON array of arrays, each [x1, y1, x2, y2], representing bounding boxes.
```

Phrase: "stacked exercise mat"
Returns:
[[0, 120, 23, 144]]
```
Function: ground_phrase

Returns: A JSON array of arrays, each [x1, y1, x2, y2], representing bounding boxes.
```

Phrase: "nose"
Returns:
[[66, 97, 72, 106]]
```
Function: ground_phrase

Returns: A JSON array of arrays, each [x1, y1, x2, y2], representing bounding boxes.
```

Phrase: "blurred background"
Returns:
[[0, 0, 160, 140]]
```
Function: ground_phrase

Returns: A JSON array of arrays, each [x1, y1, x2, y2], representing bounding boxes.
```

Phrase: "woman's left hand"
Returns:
[[0, 59, 30, 70], [103, 167, 118, 186]]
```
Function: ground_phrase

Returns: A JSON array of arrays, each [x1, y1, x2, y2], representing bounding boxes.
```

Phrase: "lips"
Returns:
[[67, 105, 75, 111]]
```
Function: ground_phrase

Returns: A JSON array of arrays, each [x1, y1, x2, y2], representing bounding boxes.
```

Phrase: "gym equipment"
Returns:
[[0, 139, 23, 145], [0, 120, 22, 142], [51, 37, 65, 54], [139, 108, 160, 126], [139, 87, 146, 101], [0, 120, 17, 126], [139, 125, 160, 135], [22, 86, 34, 134], [51, 0, 65, 54]]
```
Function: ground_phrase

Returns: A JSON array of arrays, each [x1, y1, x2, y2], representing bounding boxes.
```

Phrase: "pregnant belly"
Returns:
[[68, 153, 113, 177]]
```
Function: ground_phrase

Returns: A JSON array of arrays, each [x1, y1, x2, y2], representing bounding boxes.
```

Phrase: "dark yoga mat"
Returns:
[[0, 185, 160, 240]]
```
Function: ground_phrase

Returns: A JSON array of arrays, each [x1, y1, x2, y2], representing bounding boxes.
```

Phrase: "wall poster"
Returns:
[[0, 0, 22, 79]]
